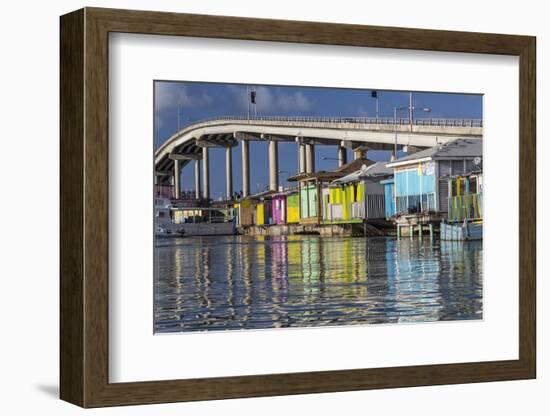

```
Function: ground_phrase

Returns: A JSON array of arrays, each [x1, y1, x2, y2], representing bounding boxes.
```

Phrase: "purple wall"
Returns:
[[271, 195, 287, 225]]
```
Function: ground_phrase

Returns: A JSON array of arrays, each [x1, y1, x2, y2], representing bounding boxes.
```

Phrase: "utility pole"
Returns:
[[372, 90, 379, 122], [393, 107, 398, 160], [394, 102, 431, 160], [251, 87, 257, 117], [246, 86, 250, 121], [409, 92, 413, 130]]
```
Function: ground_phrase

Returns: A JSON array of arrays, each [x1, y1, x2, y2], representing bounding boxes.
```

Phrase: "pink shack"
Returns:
[[271, 192, 288, 225]]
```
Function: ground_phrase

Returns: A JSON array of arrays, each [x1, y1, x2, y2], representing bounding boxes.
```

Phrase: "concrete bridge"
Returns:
[[154, 116, 482, 200]]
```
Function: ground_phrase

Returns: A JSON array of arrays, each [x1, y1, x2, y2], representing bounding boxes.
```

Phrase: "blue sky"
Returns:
[[155, 81, 482, 200]]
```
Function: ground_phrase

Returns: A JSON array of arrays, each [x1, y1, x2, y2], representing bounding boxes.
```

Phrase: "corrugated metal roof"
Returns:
[[247, 189, 277, 200], [360, 162, 394, 178], [332, 162, 393, 184], [333, 158, 375, 174], [288, 158, 376, 183], [386, 138, 482, 167], [272, 188, 299, 197]]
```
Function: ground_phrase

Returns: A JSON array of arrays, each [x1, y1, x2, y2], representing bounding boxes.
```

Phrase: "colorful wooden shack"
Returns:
[[236, 189, 301, 228], [288, 158, 375, 224], [287, 173, 330, 224], [271, 193, 286, 225], [380, 178, 396, 218], [385, 138, 482, 217], [271, 189, 300, 225], [286, 190, 300, 224], [446, 172, 483, 222], [235, 198, 255, 227], [328, 162, 393, 222]]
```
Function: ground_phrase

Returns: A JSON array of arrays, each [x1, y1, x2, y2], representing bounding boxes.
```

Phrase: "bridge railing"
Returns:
[[183, 115, 483, 128]]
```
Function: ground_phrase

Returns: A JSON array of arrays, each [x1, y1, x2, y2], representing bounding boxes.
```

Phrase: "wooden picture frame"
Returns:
[[60, 7, 536, 408]]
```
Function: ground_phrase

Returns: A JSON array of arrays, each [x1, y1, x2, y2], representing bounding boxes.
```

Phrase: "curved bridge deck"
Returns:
[[154, 116, 482, 198]]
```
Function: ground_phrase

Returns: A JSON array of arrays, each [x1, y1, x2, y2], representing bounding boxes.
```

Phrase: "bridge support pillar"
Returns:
[[305, 144, 315, 173], [202, 148, 210, 200], [268, 140, 279, 191], [338, 146, 347, 167], [241, 140, 250, 197], [298, 143, 306, 173], [173, 159, 181, 199], [226, 147, 233, 199], [194, 159, 201, 199]]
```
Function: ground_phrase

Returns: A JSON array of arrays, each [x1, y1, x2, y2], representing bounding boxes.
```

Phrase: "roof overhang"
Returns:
[[385, 156, 433, 168]]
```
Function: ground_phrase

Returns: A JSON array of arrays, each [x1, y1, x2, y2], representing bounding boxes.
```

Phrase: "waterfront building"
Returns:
[[381, 178, 396, 219], [288, 158, 374, 225], [253, 190, 276, 225], [271, 193, 287, 225], [446, 171, 483, 222], [327, 162, 393, 222], [385, 138, 482, 216], [235, 198, 255, 227], [285, 190, 301, 224], [234, 190, 276, 227], [271, 189, 300, 225]]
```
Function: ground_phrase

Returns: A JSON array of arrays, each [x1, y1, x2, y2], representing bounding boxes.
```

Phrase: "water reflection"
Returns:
[[154, 236, 482, 333]]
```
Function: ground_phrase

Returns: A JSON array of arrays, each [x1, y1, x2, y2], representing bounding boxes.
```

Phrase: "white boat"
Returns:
[[154, 198, 185, 238]]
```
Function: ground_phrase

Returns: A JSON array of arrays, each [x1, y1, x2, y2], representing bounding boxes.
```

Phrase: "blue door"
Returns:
[[383, 180, 396, 218]]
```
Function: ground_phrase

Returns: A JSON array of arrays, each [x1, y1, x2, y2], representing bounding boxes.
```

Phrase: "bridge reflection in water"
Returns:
[[154, 236, 482, 333]]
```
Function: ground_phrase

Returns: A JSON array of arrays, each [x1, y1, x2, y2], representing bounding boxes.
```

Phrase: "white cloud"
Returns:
[[255, 87, 312, 113], [154, 83, 212, 112], [273, 91, 312, 112], [228, 85, 313, 114]]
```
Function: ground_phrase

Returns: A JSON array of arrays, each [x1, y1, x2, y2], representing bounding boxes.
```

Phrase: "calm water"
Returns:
[[154, 236, 482, 333]]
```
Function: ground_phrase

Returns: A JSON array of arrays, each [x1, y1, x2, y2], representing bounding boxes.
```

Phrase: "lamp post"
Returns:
[[371, 90, 379, 122], [321, 156, 341, 168], [393, 105, 431, 160]]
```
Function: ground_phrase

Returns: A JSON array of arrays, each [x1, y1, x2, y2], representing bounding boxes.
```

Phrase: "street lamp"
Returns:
[[393, 105, 431, 159], [321, 156, 343, 168]]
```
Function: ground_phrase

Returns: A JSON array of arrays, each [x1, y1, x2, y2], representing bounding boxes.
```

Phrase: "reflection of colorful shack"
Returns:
[[328, 162, 393, 222], [385, 138, 482, 216]]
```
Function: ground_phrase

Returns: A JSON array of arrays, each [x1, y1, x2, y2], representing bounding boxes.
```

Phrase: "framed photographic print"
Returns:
[[60, 7, 536, 408]]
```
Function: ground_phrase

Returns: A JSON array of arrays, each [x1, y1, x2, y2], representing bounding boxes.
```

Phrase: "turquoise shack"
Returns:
[[385, 138, 482, 216], [288, 171, 342, 224], [288, 158, 373, 224]]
